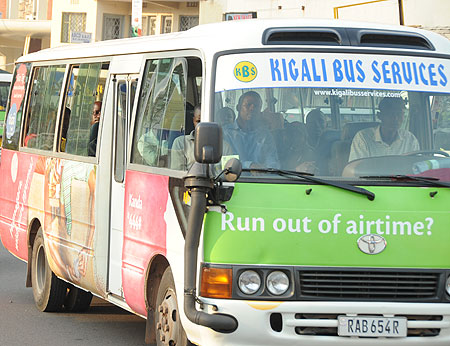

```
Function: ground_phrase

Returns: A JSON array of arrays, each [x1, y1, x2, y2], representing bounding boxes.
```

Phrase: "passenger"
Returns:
[[170, 104, 201, 170], [60, 107, 71, 152], [88, 101, 101, 157], [216, 106, 235, 127], [137, 125, 166, 166], [261, 109, 284, 131], [278, 122, 316, 173], [305, 108, 327, 148], [349, 97, 419, 161], [222, 91, 279, 169]]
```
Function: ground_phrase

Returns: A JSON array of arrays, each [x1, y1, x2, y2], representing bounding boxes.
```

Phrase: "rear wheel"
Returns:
[[31, 227, 67, 312], [155, 267, 191, 346], [64, 284, 93, 312]]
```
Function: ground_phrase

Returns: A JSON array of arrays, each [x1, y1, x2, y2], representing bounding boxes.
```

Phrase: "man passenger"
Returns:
[[349, 97, 419, 161], [222, 91, 279, 169], [170, 104, 201, 170], [305, 108, 326, 148], [88, 101, 102, 156]]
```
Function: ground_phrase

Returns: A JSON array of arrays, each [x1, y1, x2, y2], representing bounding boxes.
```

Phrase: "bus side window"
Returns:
[[114, 81, 128, 182], [3, 63, 31, 151], [168, 58, 203, 171], [131, 57, 187, 168], [23, 65, 65, 150], [432, 94, 450, 152], [61, 62, 109, 156]]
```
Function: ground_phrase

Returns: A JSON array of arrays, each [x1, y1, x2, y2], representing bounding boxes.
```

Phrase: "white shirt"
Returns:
[[349, 125, 420, 161], [170, 131, 195, 170], [137, 130, 169, 166]]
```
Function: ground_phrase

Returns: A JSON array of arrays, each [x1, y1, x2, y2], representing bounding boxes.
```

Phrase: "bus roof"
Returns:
[[17, 18, 450, 63]]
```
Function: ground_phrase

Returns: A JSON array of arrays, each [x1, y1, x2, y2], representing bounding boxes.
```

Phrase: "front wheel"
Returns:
[[155, 267, 191, 346], [31, 227, 67, 312]]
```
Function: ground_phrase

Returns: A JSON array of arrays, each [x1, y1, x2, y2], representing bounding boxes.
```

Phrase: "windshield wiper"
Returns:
[[360, 175, 450, 188], [243, 168, 375, 200]]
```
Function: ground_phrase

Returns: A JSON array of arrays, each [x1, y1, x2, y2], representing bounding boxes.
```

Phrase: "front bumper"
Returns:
[[188, 300, 450, 346]]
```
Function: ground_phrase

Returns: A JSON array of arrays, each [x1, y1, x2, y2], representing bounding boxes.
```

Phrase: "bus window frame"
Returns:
[[113, 75, 139, 183], [20, 62, 69, 155], [18, 57, 112, 164], [60, 61, 110, 159], [1, 63, 31, 151], [209, 47, 450, 121], [127, 49, 203, 178], [210, 48, 450, 166]]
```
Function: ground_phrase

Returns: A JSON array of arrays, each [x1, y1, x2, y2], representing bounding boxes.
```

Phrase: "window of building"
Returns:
[[24, 65, 66, 150], [61, 12, 87, 43], [103, 14, 124, 40], [179, 16, 199, 31], [18, 0, 35, 20], [161, 16, 172, 34], [61, 62, 109, 156], [142, 16, 157, 35], [149, 16, 157, 35]]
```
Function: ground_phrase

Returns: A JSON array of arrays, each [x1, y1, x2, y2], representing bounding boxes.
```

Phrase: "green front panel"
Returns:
[[203, 183, 450, 268], [0, 111, 5, 136]]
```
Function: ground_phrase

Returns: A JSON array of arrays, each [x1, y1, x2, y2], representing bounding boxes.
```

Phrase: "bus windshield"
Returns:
[[214, 52, 450, 182]]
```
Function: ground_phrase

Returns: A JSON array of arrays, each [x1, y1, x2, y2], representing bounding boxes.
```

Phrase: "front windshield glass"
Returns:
[[214, 52, 450, 182]]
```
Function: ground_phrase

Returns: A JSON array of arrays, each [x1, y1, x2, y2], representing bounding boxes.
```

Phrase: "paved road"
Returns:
[[0, 241, 149, 346]]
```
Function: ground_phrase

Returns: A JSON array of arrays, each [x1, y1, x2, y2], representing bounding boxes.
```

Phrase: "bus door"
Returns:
[[108, 74, 137, 297]]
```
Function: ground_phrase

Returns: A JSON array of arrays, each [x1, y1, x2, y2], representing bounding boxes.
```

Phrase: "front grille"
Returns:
[[299, 270, 440, 300]]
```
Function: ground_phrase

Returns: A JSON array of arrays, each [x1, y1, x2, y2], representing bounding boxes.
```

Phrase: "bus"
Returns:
[[1, 18, 450, 345], [0, 70, 12, 146]]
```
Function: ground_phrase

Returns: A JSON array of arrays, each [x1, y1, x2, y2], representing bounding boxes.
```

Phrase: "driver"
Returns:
[[349, 97, 419, 161]]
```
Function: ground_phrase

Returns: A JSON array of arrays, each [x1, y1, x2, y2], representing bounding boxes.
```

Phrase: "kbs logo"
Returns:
[[234, 61, 257, 82]]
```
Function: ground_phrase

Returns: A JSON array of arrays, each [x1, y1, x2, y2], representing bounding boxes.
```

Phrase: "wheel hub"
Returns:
[[35, 244, 47, 294], [157, 288, 181, 346]]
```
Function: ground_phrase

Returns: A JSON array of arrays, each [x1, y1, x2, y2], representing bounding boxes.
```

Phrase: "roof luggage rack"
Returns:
[[262, 27, 435, 50], [355, 29, 434, 50], [262, 28, 346, 46]]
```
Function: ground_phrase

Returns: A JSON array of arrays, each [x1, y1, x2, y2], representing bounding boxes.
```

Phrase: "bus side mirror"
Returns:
[[194, 122, 222, 164]]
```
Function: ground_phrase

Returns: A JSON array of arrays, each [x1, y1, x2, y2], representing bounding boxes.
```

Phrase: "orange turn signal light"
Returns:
[[200, 267, 232, 299]]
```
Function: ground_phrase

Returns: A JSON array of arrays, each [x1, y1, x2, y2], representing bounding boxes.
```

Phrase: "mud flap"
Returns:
[[145, 307, 156, 344]]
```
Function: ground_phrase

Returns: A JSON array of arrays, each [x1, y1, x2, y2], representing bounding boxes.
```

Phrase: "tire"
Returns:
[[64, 284, 93, 312], [31, 227, 68, 312], [155, 267, 191, 346]]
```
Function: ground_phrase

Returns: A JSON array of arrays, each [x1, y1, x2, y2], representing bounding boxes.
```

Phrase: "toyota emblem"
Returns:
[[357, 234, 387, 255]]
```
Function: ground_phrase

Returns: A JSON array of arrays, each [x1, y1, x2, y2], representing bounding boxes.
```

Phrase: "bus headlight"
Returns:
[[446, 276, 450, 295], [238, 270, 261, 295], [267, 271, 289, 295]]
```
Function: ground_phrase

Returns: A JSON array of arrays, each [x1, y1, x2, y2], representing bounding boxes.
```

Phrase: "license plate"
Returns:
[[338, 316, 407, 337]]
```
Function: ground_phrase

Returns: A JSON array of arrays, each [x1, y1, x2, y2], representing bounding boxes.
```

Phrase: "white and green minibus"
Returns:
[[1, 18, 449, 345]]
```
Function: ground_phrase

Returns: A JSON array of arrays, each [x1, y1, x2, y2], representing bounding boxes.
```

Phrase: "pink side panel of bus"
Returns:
[[0, 150, 35, 260], [0, 149, 103, 293], [122, 170, 169, 316]]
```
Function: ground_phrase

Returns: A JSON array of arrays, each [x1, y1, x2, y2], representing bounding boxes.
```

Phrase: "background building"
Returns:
[[0, 0, 449, 73], [0, 0, 52, 72], [50, 0, 200, 47], [200, 0, 450, 39]]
